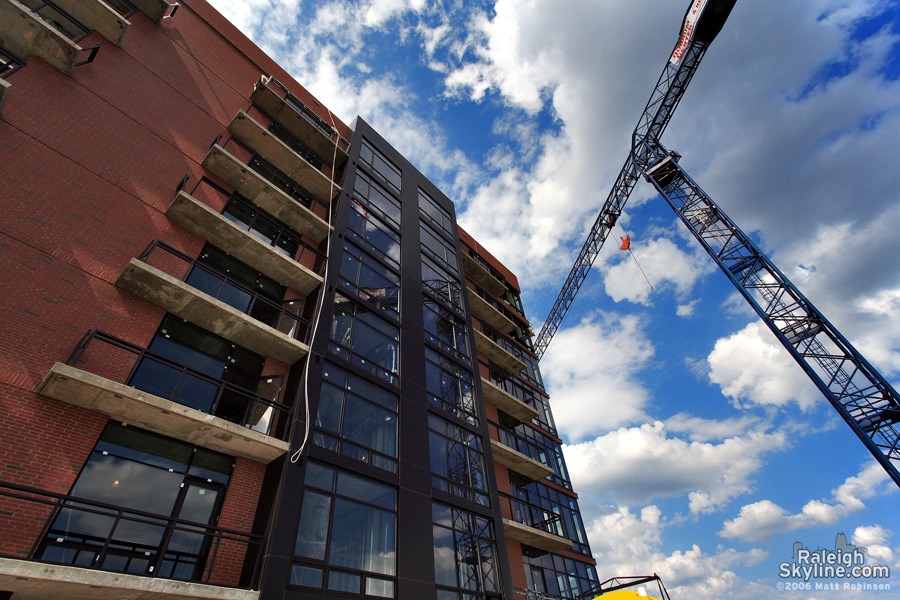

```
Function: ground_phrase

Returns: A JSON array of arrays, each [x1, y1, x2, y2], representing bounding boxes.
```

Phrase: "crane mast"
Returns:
[[533, 0, 900, 487]]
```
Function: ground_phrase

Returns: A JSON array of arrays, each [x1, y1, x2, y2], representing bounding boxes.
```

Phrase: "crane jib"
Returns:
[[671, 0, 737, 65]]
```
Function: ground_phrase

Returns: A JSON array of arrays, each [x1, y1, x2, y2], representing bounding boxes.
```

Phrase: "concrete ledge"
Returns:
[[480, 377, 539, 423], [166, 191, 323, 295], [53, 0, 130, 45], [116, 259, 309, 365], [0, 558, 259, 600], [0, 78, 11, 113], [473, 329, 527, 376], [468, 290, 516, 335], [128, 0, 169, 22], [249, 81, 349, 166], [202, 144, 331, 242], [461, 253, 506, 297], [490, 439, 553, 481], [37, 363, 290, 463], [227, 111, 341, 201], [501, 519, 571, 554], [0, 0, 80, 74]]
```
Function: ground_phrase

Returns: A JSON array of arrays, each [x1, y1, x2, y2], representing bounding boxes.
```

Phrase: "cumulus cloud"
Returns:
[[564, 421, 788, 512], [720, 462, 893, 542], [852, 524, 894, 564], [707, 322, 820, 411], [541, 313, 654, 441]]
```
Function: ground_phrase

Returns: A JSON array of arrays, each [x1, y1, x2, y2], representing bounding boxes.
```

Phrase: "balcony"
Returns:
[[0, 46, 25, 112], [481, 376, 539, 423], [0, 481, 260, 599], [34, 0, 130, 45], [201, 144, 331, 243], [488, 421, 553, 481], [499, 492, 571, 553], [36, 331, 291, 463], [473, 324, 527, 376], [128, 0, 177, 22], [0, 0, 99, 74], [250, 76, 350, 163], [461, 251, 506, 297], [115, 242, 310, 365], [166, 189, 324, 295], [226, 111, 341, 203], [468, 285, 516, 335]]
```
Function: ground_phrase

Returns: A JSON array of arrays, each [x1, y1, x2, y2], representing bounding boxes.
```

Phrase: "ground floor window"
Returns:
[[433, 501, 502, 599]]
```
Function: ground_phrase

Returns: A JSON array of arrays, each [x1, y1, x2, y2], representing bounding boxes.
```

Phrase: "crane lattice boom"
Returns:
[[533, 0, 900, 487]]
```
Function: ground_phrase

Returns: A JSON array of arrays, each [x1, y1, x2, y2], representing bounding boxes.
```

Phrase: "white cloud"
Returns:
[[852, 524, 894, 565], [707, 322, 820, 411], [564, 421, 788, 512], [720, 462, 893, 542], [541, 313, 654, 441]]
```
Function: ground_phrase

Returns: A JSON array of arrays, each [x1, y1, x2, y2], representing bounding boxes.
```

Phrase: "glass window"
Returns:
[[523, 552, 598, 600], [348, 198, 400, 269], [330, 294, 400, 385], [429, 414, 488, 506], [339, 241, 400, 319], [293, 462, 397, 597], [421, 222, 458, 273], [419, 188, 453, 234], [425, 349, 477, 425], [513, 481, 592, 556], [433, 501, 502, 599], [359, 139, 402, 196], [313, 362, 399, 473], [354, 171, 401, 229], [423, 298, 469, 362], [37, 423, 232, 582], [422, 254, 463, 312], [221, 196, 301, 260]]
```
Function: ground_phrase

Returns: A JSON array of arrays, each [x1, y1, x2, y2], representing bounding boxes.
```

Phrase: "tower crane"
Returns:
[[532, 0, 900, 488]]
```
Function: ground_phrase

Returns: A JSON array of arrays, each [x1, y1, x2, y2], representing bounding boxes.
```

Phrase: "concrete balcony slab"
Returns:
[[202, 144, 331, 243], [227, 111, 341, 202], [0, 78, 11, 113], [490, 439, 552, 481], [468, 290, 516, 335], [166, 191, 323, 295], [128, 0, 170, 22], [501, 519, 571, 554], [37, 363, 289, 463], [461, 253, 506, 297], [116, 259, 309, 365], [0, 558, 259, 600], [53, 0, 129, 45], [249, 81, 349, 166], [0, 0, 80, 74], [481, 377, 539, 423], [473, 329, 527, 376]]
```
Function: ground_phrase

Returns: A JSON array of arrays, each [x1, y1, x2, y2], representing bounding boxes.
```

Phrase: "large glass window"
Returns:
[[359, 139, 402, 196], [421, 222, 458, 273], [423, 298, 469, 362], [313, 362, 399, 473], [38, 423, 232, 581], [422, 254, 463, 312], [419, 188, 453, 235], [513, 482, 591, 556], [426, 349, 477, 425], [348, 198, 400, 269], [354, 171, 401, 229], [339, 241, 400, 319], [293, 462, 397, 598], [523, 553, 599, 600], [429, 414, 488, 506], [433, 502, 502, 600], [330, 294, 400, 385]]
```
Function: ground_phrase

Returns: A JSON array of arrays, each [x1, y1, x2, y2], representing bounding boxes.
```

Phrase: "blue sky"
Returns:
[[207, 0, 900, 596]]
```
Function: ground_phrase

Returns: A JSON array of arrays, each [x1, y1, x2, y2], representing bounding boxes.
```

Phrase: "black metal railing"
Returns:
[[245, 105, 344, 182], [100, 0, 138, 17], [186, 175, 327, 275], [66, 330, 290, 439], [211, 133, 333, 222], [259, 77, 351, 152], [499, 492, 564, 539], [484, 365, 540, 412], [488, 421, 551, 468], [0, 46, 27, 79], [477, 319, 530, 365], [0, 480, 262, 589], [137, 241, 310, 343], [466, 249, 506, 285]]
